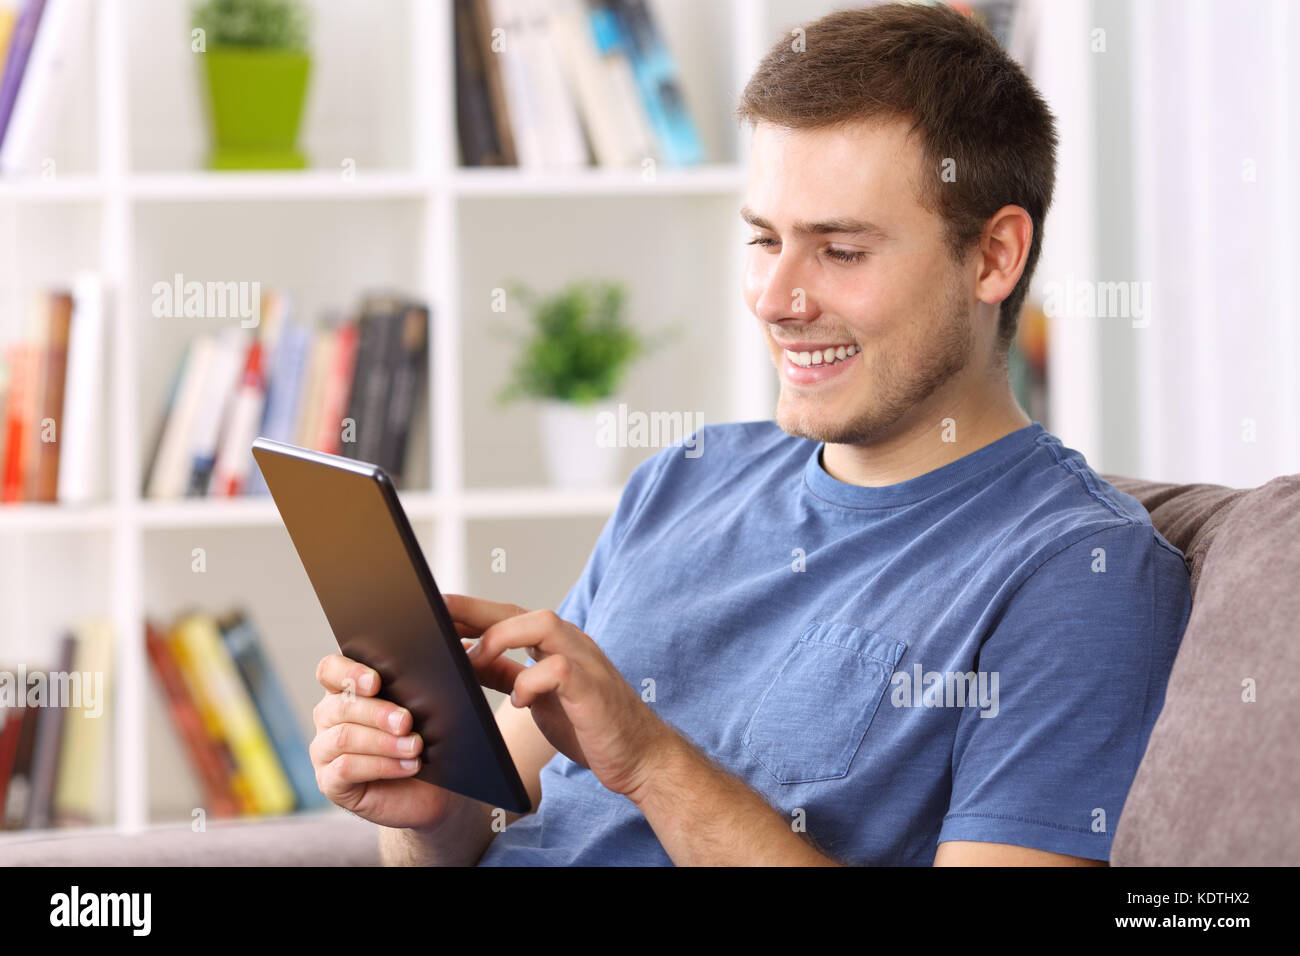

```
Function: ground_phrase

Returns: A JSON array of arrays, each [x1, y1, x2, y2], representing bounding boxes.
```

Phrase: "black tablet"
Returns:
[[250, 436, 532, 814]]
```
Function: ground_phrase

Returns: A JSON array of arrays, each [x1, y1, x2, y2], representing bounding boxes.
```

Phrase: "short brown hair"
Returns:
[[736, 2, 1058, 357]]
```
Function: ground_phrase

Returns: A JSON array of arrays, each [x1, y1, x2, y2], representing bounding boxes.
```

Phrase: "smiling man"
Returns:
[[310, 2, 1192, 867]]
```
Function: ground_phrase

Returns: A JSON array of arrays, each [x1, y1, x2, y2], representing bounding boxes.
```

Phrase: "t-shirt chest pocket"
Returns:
[[744, 620, 907, 784]]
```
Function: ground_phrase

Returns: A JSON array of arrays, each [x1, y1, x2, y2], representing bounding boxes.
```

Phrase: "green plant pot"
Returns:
[[202, 47, 311, 170]]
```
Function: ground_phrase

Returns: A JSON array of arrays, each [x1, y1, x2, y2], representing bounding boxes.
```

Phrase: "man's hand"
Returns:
[[446, 593, 676, 799]]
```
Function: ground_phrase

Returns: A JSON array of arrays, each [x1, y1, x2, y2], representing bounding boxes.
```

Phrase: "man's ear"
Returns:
[[974, 205, 1033, 307]]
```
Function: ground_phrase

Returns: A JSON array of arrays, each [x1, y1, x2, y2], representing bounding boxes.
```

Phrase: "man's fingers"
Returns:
[[316, 653, 380, 696], [316, 753, 421, 797], [461, 638, 526, 695], [443, 593, 529, 632], [472, 609, 577, 667], [313, 690, 412, 736], [310, 722, 423, 767], [509, 653, 577, 707]]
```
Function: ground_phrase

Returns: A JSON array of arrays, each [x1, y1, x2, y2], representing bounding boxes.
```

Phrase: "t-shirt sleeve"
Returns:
[[936, 520, 1191, 861], [551, 439, 680, 635]]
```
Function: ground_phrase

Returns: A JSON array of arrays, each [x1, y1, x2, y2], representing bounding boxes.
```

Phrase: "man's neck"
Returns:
[[820, 391, 1032, 489]]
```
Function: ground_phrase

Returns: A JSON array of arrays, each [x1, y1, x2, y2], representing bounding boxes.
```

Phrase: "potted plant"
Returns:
[[496, 279, 672, 488], [192, 0, 312, 169]]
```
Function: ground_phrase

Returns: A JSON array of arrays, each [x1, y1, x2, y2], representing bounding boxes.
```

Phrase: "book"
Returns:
[[185, 326, 248, 496], [471, 0, 518, 166], [0, 0, 90, 176], [1, 697, 39, 828], [218, 611, 326, 811], [313, 317, 359, 455], [56, 273, 105, 504], [167, 613, 294, 816], [604, 0, 705, 166], [145, 619, 240, 818], [454, 0, 510, 166], [0, 700, 25, 824], [516, 0, 589, 167], [145, 336, 215, 499], [52, 619, 113, 826], [0, 0, 47, 154], [552, 0, 654, 168], [24, 633, 76, 829], [342, 298, 397, 463], [30, 289, 70, 501], [245, 313, 311, 495], [377, 301, 428, 483], [207, 338, 266, 496]]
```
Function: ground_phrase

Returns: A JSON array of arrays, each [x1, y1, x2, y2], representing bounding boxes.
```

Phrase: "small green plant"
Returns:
[[193, 0, 309, 50], [495, 279, 676, 405]]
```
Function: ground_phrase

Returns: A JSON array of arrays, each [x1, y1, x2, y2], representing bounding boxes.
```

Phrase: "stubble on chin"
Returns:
[[773, 288, 974, 447]]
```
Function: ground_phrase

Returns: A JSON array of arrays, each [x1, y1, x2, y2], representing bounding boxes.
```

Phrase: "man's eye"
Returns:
[[825, 248, 867, 264], [746, 236, 778, 248]]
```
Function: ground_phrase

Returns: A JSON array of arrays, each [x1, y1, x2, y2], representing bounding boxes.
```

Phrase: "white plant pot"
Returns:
[[538, 398, 621, 488]]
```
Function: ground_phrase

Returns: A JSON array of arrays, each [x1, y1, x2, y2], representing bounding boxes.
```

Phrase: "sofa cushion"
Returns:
[[1105, 474, 1300, 865], [1100, 473, 1250, 597]]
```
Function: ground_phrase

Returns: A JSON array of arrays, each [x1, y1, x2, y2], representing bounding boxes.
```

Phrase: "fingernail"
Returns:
[[388, 710, 405, 732], [360, 672, 376, 694], [510, 689, 519, 706], [402, 735, 419, 754], [466, 641, 481, 659], [400, 759, 418, 771]]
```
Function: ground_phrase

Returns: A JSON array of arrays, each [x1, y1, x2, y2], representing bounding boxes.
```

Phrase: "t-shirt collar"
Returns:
[[802, 421, 1046, 510]]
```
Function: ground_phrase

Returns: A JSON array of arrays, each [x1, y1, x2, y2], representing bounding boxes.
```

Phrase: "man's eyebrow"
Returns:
[[740, 205, 891, 240]]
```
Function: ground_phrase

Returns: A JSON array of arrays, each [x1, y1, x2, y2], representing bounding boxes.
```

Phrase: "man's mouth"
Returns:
[[782, 344, 859, 368]]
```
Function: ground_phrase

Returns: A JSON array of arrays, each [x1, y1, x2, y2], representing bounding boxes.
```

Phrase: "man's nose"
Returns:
[[754, 252, 818, 324]]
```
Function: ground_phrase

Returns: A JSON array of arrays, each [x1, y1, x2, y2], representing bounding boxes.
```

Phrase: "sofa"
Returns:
[[2, 471, 1296, 866]]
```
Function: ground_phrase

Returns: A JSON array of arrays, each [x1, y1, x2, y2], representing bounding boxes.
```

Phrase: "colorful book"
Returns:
[[145, 619, 240, 818], [167, 613, 294, 816], [219, 612, 326, 811]]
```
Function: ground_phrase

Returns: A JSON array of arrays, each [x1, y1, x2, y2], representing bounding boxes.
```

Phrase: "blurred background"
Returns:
[[0, 0, 1295, 834]]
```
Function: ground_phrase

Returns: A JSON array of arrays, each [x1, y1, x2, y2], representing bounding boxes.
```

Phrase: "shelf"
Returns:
[[450, 163, 748, 197], [126, 170, 435, 202], [136, 490, 441, 528], [462, 486, 623, 517], [0, 503, 116, 532], [0, 490, 626, 532], [0, 175, 105, 202]]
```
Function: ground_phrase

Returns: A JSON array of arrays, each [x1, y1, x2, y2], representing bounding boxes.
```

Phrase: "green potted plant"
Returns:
[[496, 279, 674, 487], [193, 0, 312, 170]]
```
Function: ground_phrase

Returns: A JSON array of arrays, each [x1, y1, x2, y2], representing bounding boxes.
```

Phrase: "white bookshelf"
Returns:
[[0, 0, 781, 834]]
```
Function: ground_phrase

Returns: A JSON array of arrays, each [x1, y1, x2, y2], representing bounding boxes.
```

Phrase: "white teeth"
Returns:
[[785, 344, 858, 367]]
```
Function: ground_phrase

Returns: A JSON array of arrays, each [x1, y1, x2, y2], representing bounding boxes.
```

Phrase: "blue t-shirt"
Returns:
[[476, 420, 1191, 866]]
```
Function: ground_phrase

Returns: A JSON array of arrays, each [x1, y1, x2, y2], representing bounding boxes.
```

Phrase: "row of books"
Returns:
[[0, 619, 113, 830], [146, 610, 325, 819], [144, 291, 429, 500], [0, 0, 88, 176], [0, 274, 106, 504], [455, 0, 705, 169]]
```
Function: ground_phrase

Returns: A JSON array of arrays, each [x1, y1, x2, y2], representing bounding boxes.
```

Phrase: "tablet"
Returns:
[[250, 436, 532, 814]]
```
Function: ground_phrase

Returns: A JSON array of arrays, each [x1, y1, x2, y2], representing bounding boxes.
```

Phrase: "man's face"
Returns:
[[742, 118, 978, 446]]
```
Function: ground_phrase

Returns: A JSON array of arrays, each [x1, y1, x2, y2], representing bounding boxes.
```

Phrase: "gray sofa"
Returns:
[[2, 472, 1296, 866]]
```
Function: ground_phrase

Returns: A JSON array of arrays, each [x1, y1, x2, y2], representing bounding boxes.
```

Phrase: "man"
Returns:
[[309, 3, 1191, 866]]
